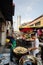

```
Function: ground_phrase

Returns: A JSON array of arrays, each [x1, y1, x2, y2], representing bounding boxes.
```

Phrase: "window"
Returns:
[[30, 24, 34, 26], [35, 21, 40, 26]]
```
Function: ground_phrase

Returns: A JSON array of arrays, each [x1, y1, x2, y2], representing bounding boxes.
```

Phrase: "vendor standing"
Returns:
[[28, 33, 40, 57]]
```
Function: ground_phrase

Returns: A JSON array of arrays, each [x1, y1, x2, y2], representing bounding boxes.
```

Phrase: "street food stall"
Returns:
[[19, 25, 43, 64], [8, 44, 41, 65], [19, 25, 34, 48], [13, 46, 42, 65]]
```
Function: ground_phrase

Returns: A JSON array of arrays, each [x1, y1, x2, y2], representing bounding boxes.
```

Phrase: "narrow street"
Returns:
[[0, 0, 43, 65]]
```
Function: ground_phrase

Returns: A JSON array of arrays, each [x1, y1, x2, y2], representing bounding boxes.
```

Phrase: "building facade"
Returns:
[[20, 15, 43, 28], [27, 15, 43, 27], [17, 16, 21, 31], [0, 0, 15, 45]]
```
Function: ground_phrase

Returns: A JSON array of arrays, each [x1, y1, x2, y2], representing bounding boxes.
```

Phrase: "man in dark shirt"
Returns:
[[6, 35, 16, 62]]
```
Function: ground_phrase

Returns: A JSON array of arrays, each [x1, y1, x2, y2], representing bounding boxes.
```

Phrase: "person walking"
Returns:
[[6, 33, 16, 62]]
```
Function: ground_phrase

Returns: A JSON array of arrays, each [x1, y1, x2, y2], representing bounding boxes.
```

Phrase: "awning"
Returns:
[[30, 26, 43, 29], [19, 24, 43, 33], [19, 28, 33, 33]]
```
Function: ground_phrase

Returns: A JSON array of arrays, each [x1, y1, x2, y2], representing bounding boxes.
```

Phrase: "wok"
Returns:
[[13, 46, 28, 59]]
